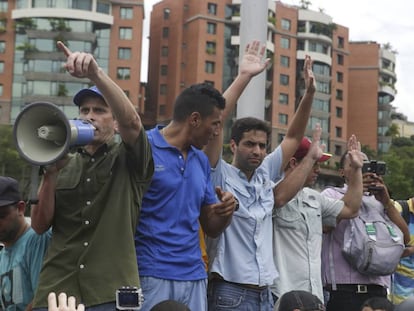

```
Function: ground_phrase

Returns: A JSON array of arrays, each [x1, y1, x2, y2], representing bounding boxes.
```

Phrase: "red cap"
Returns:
[[293, 137, 332, 162]]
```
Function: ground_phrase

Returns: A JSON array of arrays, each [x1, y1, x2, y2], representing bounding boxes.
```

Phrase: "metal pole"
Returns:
[[237, 0, 268, 119]]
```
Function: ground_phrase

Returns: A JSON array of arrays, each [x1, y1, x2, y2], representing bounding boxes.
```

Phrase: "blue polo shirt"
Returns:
[[135, 126, 218, 281]]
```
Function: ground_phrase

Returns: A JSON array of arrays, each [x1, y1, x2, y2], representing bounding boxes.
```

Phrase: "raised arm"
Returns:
[[204, 40, 269, 167], [364, 175, 410, 244], [336, 135, 364, 220], [57, 41, 142, 146], [279, 55, 316, 170], [274, 124, 324, 208]]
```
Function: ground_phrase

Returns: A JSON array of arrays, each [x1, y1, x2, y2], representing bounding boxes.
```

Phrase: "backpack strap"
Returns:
[[397, 200, 410, 224]]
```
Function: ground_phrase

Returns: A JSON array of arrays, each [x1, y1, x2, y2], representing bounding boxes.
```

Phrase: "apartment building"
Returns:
[[0, 0, 144, 124], [348, 41, 397, 153]]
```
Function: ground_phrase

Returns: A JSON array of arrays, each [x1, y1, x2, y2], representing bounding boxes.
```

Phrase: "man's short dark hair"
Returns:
[[230, 117, 271, 145], [361, 297, 394, 311], [173, 83, 225, 122]]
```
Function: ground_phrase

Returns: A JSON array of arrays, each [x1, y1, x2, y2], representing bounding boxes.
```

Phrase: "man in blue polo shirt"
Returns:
[[135, 82, 238, 311]]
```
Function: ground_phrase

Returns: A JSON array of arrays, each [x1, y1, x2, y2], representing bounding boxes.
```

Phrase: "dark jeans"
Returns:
[[33, 302, 116, 311], [208, 279, 273, 311], [326, 289, 387, 311]]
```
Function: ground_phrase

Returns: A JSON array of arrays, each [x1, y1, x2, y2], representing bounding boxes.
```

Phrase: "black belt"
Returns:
[[325, 284, 386, 295], [210, 273, 267, 291]]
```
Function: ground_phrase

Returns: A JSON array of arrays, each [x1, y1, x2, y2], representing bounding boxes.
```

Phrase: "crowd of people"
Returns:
[[1, 39, 413, 311]]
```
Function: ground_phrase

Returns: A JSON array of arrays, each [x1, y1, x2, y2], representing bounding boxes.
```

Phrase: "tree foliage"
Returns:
[[0, 125, 32, 199], [381, 137, 414, 199]]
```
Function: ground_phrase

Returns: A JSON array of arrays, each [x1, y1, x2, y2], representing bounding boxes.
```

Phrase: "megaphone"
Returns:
[[13, 102, 95, 166]]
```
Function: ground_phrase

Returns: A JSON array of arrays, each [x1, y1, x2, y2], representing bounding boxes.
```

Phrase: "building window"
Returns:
[[335, 126, 342, 138], [160, 65, 168, 76], [336, 89, 343, 100], [309, 42, 329, 55], [0, 61, 4, 73], [279, 93, 288, 104], [120, 7, 133, 19], [161, 46, 168, 57], [207, 3, 217, 15], [337, 72, 343, 83], [279, 113, 288, 125], [313, 98, 329, 112], [0, 0, 7, 12], [118, 48, 131, 60], [123, 90, 130, 97], [337, 54, 344, 65], [281, 18, 291, 30], [336, 107, 343, 118], [205, 80, 215, 87], [163, 8, 170, 19], [0, 41, 4, 53], [206, 41, 216, 55], [338, 36, 344, 48], [162, 27, 169, 38], [280, 37, 290, 49], [280, 74, 289, 86], [317, 81, 330, 94], [334, 145, 342, 156], [97, 1, 110, 14], [119, 27, 132, 40], [280, 55, 289, 67], [205, 61, 215, 73], [117, 67, 130, 80], [0, 84, 3, 96], [207, 22, 217, 34], [160, 84, 167, 95], [71, 0, 92, 10]]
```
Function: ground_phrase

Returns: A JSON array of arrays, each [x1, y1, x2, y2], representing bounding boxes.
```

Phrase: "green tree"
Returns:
[[0, 125, 32, 199], [381, 145, 414, 199]]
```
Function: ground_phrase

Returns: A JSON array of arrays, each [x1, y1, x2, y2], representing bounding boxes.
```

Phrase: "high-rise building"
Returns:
[[348, 41, 397, 153], [0, 0, 144, 124], [146, 0, 360, 163]]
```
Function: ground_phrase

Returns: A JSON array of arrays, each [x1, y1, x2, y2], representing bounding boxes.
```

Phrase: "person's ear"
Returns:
[[230, 139, 237, 154], [16, 201, 26, 216], [189, 112, 201, 128]]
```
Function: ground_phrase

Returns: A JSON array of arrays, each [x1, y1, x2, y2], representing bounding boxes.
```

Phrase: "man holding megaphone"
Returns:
[[30, 41, 154, 310]]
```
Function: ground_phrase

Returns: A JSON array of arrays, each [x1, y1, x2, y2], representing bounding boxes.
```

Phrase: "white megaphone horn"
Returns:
[[13, 102, 95, 166]]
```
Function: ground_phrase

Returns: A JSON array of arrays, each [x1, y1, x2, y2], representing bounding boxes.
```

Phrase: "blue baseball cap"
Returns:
[[73, 85, 105, 106], [0, 177, 21, 207]]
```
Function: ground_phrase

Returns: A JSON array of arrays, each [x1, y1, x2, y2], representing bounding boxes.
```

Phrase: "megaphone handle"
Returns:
[[28, 165, 42, 205]]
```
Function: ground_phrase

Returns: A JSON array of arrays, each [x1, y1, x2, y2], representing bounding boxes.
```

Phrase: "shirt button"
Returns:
[[80, 264, 85, 269], [84, 242, 89, 247], [86, 201, 91, 205], [85, 220, 90, 225], [91, 158, 95, 162], [86, 178, 91, 182]]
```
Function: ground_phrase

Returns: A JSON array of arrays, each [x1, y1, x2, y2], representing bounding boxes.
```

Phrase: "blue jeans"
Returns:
[[33, 302, 116, 311], [208, 279, 274, 311], [140, 276, 207, 311]]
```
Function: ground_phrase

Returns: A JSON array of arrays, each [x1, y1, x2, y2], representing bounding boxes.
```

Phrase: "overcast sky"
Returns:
[[141, 0, 414, 121]]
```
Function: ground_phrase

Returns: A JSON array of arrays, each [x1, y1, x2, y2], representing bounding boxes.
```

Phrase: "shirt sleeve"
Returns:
[[25, 230, 52, 291]]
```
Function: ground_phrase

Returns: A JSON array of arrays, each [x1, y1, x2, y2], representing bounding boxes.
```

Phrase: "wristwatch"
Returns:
[[234, 197, 239, 211]]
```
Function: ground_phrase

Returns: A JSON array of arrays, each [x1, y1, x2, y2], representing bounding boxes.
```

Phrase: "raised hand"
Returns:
[[57, 41, 100, 80], [303, 55, 316, 94], [307, 123, 325, 162], [347, 134, 363, 169], [48, 292, 85, 311], [239, 40, 271, 78]]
